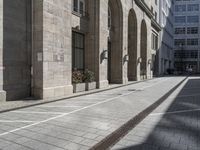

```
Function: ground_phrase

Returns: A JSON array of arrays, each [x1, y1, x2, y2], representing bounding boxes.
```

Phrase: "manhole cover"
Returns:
[[117, 93, 122, 95], [128, 89, 136, 91]]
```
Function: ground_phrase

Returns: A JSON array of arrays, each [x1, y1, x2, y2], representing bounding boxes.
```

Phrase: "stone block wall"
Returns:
[[33, 0, 73, 99], [0, 0, 157, 101]]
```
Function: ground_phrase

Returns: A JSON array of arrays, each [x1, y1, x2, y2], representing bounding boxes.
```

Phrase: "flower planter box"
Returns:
[[86, 82, 96, 91], [73, 83, 86, 93]]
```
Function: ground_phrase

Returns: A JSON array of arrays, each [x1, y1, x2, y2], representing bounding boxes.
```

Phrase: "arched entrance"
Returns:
[[128, 9, 137, 81], [140, 20, 147, 79], [108, 0, 123, 84]]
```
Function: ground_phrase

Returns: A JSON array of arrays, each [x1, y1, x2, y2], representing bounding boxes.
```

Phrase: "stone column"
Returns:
[[0, 0, 6, 101], [33, 0, 73, 99]]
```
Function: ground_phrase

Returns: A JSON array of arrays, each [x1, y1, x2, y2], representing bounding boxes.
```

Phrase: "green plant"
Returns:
[[72, 70, 84, 84], [83, 69, 95, 83]]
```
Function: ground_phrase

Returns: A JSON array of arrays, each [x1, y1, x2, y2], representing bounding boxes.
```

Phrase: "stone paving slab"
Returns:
[[0, 80, 145, 113], [0, 77, 186, 150], [111, 77, 200, 150]]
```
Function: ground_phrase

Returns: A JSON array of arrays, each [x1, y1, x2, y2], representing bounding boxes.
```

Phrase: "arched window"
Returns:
[[108, 6, 111, 29], [73, 0, 85, 16]]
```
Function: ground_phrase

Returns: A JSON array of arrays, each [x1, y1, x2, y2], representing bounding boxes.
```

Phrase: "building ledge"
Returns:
[[151, 19, 162, 32], [134, 0, 153, 18]]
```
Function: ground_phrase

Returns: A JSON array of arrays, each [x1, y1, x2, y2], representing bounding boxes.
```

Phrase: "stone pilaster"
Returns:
[[85, 0, 109, 88], [33, 0, 73, 99], [0, 0, 6, 101]]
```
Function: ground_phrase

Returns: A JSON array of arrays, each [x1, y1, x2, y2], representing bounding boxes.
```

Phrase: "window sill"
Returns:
[[72, 11, 83, 17]]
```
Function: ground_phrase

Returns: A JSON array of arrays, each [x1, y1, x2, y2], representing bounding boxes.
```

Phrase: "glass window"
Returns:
[[108, 6, 111, 29], [174, 39, 186, 46], [73, 0, 85, 16], [72, 31, 85, 70], [187, 38, 198, 45], [175, 27, 186, 34], [187, 16, 199, 23], [73, 0, 78, 12], [151, 33, 158, 50], [187, 27, 198, 34], [188, 4, 199, 11], [175, 5, 186, 12], [175, 16, 186, 23], [175, 50, 198, 59]]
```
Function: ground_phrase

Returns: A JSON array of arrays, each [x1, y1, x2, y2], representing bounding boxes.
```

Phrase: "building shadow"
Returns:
[[117, 78, 200, 150], [3, 0, 32, 101]]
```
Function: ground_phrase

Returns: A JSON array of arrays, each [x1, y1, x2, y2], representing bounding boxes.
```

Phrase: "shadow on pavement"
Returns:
[[117, 78, 200, 150]]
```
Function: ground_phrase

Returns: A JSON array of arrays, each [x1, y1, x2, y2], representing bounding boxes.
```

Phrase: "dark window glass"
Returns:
[[72, 31, 85, 71]]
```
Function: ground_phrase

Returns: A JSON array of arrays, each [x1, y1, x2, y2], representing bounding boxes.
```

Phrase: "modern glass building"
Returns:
[[174, 0, 200, 74]]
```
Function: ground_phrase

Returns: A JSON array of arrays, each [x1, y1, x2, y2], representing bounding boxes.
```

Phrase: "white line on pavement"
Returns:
[[0, 91, 135, 137], [35, 105, 82, 108], [0, 77, 179, 137], [12, 111, 65, 115], [150, 108, 200, 116], [78, 97, 104, 99], [0, 120, 36, 123]]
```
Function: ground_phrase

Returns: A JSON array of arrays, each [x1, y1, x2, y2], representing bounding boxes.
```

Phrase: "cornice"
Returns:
[[134, 0, 161, 32], [134, 0, 153, 18], [151, 19, 162, 31]]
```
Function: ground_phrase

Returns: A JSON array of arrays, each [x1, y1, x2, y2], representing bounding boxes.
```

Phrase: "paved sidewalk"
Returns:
[[0, 81, 144, 113], [111, 77, 200, 150], [0, 77, 185, 150]]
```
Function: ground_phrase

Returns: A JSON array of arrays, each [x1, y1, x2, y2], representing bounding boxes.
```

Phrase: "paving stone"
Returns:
[[82, 133, 99, 139], [0, 77, 192, 150], [111, 77, 200, 150]]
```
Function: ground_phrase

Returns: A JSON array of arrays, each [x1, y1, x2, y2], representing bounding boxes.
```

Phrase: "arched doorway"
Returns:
[[128, 9, 137, 81], [108, 0, 123, 84], [140, 20, 147, 79]]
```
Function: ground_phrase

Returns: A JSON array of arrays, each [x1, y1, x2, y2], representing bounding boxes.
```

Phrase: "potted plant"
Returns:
[[84, 69, 96, 91], [72, 69, 85, 93]]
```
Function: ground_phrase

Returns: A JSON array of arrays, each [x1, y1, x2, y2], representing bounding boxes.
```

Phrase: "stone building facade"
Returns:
[[0, 0, 160, 101]]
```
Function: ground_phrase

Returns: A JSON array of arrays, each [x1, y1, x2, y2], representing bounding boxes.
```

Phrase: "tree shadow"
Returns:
[[117, 78, 200, 150]]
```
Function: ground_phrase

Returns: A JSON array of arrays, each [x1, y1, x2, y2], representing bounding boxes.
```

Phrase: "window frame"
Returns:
[[72, 31, 85, 71], [72, 0, 86, 16]]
